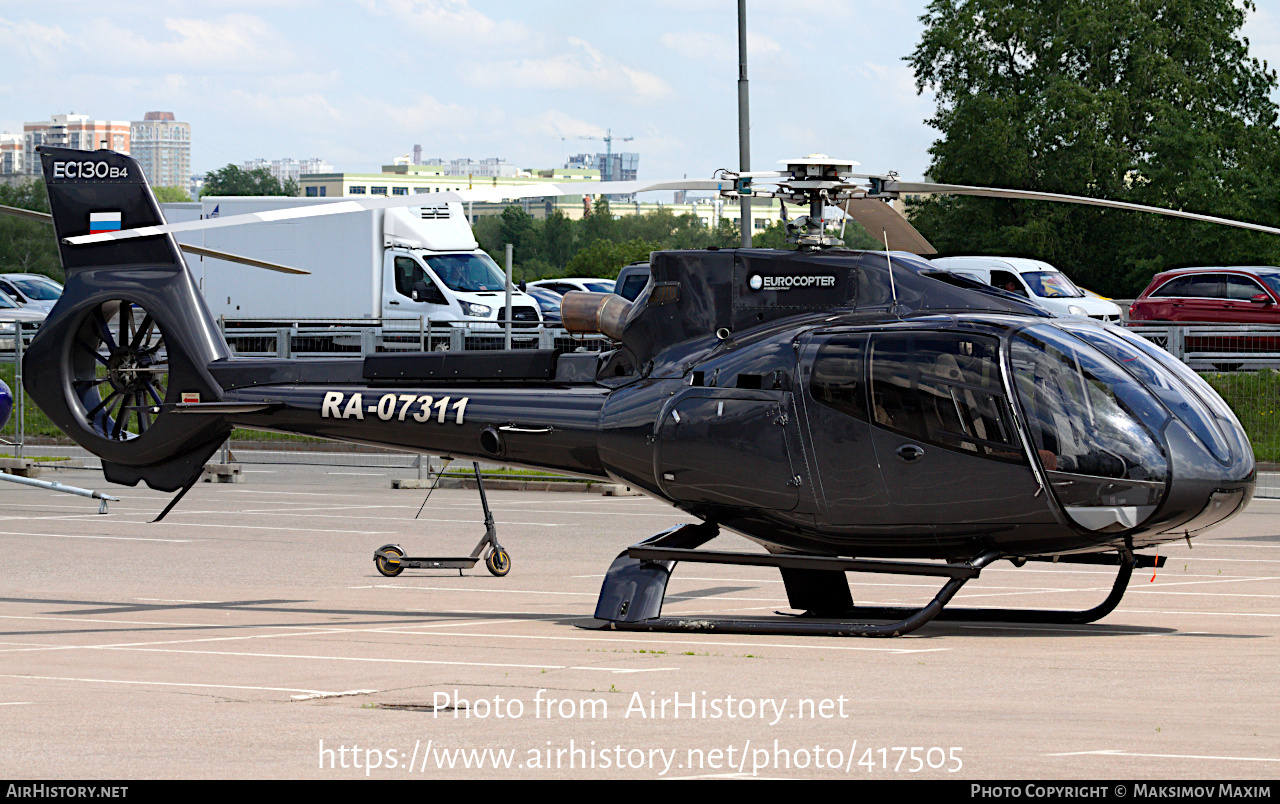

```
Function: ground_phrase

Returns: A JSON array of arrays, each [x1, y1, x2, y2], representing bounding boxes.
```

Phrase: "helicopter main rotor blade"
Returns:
[[0, 203, 52, 223], [177, 244, 309, 275], [887, 181, 1280, 237], [840, 198, 937, 255], [63, 178, 728, 246], [0, 204, 308, 275]]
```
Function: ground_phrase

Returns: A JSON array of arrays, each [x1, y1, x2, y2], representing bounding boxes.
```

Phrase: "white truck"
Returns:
[[161, 197, 543, 340]]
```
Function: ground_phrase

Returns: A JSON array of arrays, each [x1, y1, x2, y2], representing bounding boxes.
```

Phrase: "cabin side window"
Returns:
[[810, 336, 868, 421], [869, 332, 1026, 463]]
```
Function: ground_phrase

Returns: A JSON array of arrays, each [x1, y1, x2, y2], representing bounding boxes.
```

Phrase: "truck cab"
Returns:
[[381, 205, 542, 337]]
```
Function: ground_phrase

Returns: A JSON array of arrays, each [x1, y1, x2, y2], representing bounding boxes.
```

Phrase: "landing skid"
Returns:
[[373, 462, 510, 578], [586, 525, 1162, 637]]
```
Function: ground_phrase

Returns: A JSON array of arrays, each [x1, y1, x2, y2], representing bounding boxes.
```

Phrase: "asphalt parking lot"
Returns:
[[1, 464, 1278, 779]]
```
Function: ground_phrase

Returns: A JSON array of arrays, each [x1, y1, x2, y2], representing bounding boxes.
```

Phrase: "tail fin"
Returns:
[[24, 147, 233, 491]]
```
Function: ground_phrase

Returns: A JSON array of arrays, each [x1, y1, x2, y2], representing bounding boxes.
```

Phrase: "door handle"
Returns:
[[388, 300, 400, 305], [895, 444, 925, 462]]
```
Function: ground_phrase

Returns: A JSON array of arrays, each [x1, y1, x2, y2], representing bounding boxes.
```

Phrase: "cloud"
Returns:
[[80, 14, 294, 73], [525, 110, 607, 141], [665, 29, 783, 64], [0, 19, 68, 66], [359, 0, 530, 47], [862, 60, 926, 98], [469, 37, 671, 99]]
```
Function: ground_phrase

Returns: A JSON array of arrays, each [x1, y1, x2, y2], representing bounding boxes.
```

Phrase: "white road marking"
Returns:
[[290, 689, 378, 700], [0, 702, 33, 706], [135, 598, 221, 604], [0, 530, 192, 543], [0, 673, 340, 698], [83, 646, 670, 674], [1046, 749, 1280, 763], [372, 585, 597, 596]]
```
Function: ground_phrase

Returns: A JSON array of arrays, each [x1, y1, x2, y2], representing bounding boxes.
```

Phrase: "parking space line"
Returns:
[[0, 673, 340, 697], [0, 531, 192, 543], [84, 646, 652, 673]]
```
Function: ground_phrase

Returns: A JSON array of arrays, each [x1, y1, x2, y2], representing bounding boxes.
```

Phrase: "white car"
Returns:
[[0, 273, 63, 314], [527, 278, 616, 296], [929, 256, 1122, 322]]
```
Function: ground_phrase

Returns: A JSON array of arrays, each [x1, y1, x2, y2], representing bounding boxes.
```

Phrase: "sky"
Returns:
[[2, 0, 1278, 187]]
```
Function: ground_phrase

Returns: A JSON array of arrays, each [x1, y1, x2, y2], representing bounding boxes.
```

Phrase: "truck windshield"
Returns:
[[1022, 271, 1083, 298], [424, 253, 507, 292]]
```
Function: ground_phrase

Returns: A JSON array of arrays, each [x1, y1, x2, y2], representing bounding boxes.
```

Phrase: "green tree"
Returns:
[[564, 238, 658, 279], [908, 0, 1280, 297], [752, 220, 791, 249], [152, 186, 192, 203], [580, 197, 618, 244], [498, 205, 538, 264], [0, 180, 61, 281], [540, 210, 575, 269], [201, 164, 297, 197]]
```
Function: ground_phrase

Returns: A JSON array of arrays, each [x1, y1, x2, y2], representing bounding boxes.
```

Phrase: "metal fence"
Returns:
[[4, 318, 1280, 496]]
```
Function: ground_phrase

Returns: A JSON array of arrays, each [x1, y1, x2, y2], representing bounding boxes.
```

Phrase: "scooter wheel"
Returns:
[[485, 547, 511, 577], [375, 544, 405, 577]]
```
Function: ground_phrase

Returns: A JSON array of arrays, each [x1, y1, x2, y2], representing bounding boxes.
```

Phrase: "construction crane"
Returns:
[[561, 129, 634, 182]]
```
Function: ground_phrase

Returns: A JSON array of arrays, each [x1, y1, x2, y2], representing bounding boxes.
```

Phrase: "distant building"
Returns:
[[298, 162, 598, 200], [130, 111, 191, 189], [566, 152, 638, 183], [22, 113, 130, 175], [188, 174, 206, 200], [0, 133, 21, 175], [241, 157, 334, 184]]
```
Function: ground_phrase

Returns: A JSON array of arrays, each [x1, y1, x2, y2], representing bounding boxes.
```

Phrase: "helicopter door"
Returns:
[[657, 389, 801, 511], [800, 334, 896, 527], [867, 331, 1044, 527]]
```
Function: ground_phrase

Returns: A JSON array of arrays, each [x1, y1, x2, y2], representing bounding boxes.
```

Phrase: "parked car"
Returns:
[[0, 290, 48, 348], [614, 262, 650, 301], [527, 278, 616, 296], [929, 256, 1123, 322], [0, 273, 63, 314], [1129, 266, 1280, 324], [526, 287, 564, 326]]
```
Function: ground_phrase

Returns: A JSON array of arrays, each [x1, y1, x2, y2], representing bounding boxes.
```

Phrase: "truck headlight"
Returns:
[[461, 302, 492, 317], [1067, 305, 1087, 316]]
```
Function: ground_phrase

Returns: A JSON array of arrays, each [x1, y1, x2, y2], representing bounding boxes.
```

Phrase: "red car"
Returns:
[[1129, 266, 1280, 324]]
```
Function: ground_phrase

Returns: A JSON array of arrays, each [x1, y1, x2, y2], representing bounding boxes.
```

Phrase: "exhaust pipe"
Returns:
[[561, 291, 632, 341]]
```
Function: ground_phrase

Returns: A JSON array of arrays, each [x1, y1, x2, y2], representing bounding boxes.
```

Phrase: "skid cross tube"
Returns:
[[373, 462, 507, 577]]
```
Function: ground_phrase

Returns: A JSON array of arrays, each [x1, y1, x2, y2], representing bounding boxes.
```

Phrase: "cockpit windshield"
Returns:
[[1011, 325, 1170, 529], [1060, 324, 1231, 463]]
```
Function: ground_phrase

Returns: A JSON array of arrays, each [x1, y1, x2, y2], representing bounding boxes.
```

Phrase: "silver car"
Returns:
[[0, 273, 63, 314]]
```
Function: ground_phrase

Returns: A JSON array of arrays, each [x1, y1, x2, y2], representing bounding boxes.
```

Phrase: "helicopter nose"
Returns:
[[1143, 412, 1254, 541], [1011, 323, 1254, 541]]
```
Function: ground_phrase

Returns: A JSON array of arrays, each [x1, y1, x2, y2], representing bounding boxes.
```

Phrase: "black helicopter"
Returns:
[[7, 146, 1270, 637]]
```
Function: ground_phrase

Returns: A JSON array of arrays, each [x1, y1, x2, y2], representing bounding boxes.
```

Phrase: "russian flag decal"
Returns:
[[89, 211, 122, 234]]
